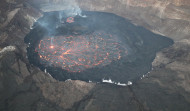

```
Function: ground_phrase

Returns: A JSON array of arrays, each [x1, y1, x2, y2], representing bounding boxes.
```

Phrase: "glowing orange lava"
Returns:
[[50, 45, 54, 49], [35, 31, 127, 72], [66, 17, 74, 23]]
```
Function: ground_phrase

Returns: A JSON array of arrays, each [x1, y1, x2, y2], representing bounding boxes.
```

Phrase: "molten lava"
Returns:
[[35, 31, 127, 72], [66, 17, 74, 23]]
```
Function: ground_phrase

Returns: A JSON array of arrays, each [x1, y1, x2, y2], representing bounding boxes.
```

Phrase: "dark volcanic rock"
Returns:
[[0, 0, 190, 111]]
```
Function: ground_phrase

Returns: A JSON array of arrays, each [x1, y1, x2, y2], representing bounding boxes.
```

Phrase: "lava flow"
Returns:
[[35, 31, 127, 72]]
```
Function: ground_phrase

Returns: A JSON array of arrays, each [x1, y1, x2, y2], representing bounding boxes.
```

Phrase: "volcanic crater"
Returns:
[[25, 11, 173, 83]]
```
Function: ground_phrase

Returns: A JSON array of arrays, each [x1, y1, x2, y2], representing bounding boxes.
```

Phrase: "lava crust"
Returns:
[[36, 31, 127, 72]]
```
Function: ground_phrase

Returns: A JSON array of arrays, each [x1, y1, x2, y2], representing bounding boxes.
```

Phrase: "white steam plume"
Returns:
[[40, 0, 85, 17]]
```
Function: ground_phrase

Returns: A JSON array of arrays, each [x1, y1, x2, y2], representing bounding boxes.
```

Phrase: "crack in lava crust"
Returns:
[[35, 31, 127, 72]]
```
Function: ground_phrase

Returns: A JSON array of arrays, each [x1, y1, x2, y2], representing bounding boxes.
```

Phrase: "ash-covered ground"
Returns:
[[25, 11, 173, 83]]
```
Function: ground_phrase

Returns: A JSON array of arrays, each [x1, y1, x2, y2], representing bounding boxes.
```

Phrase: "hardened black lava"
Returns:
[[25, 11, 173, 83]]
